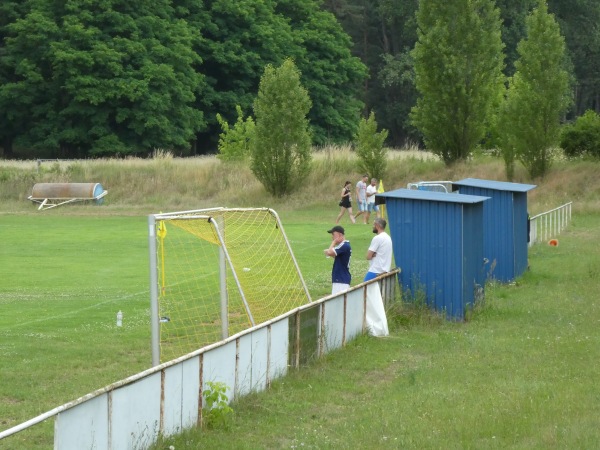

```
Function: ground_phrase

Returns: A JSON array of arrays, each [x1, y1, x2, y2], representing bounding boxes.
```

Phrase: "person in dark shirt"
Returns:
[[336, 181, 356, 224], [324, 225, 352, 294]]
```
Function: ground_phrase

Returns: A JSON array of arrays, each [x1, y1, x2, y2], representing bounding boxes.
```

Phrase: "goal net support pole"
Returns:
[[209, 216, 256, 328], [148, 215, 161, 367]]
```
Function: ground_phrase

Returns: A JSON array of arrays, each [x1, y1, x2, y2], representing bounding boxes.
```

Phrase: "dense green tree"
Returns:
[[251, 59, 311, 197], [498, 0, 571, 179], [4, 0, 599, 159], [325, 0, 598, 148], [198, 0, 367, 148], [0, 2, 63, 156], [373, 0, 419, 146], [355, 111, 388, 180], [411, 0, 505, 164], [0, 0, 29, 157], [276, 0, 367, 145], [495, 0, 537, 77], [323, 0, 420, 146], [547, 0, 600, 115], [1, 0, 367, 157], [378, 50, 418, 146], [56, 0, 206, 156], [194, 0, 295, 151], [0, 0, 205, 157]]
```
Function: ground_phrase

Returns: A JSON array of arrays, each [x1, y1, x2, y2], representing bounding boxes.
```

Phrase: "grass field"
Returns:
[[0, 215, 151, 448], [1, 151, 600, 448], [152, 213, 600, 449], [0, 210, 374, 449]]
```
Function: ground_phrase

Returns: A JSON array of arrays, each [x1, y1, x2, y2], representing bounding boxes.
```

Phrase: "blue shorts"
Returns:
[[358, 200, 368, 212], [367, 203, 379, 213], [364, 271, 379, 282]]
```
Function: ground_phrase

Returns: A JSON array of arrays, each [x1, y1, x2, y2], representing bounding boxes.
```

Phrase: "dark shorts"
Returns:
[[340, 198, 351, 208]]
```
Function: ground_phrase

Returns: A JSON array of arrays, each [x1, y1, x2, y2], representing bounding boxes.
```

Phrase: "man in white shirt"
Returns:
[[364, 218, 393, 282], [354, 174, 369, 223], [364, 177, 380, 224]]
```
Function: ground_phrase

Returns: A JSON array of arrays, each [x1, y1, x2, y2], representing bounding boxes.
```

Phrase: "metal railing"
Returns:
[[407, 180, 453, 193], [529, 202, 572, 247]]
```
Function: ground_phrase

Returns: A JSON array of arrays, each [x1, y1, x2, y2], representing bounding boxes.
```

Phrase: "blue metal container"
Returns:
[[453, 178, 536, 282], [377, 189, 489, 319]]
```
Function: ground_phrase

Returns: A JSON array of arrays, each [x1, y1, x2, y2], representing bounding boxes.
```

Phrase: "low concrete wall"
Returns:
[[0, 271, 399, 449]]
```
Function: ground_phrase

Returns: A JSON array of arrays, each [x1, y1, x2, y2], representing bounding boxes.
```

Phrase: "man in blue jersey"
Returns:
[[324, 225, 352, 294]]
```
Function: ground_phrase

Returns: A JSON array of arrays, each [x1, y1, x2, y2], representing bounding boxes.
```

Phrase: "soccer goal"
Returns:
[[148, 207, 311, 364]]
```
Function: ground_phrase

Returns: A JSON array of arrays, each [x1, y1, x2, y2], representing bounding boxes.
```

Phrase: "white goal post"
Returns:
[[148, 207, 311, 365]]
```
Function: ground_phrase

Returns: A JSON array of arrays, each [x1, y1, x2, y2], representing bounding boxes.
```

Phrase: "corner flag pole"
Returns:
[[377, 180, 386, 220]]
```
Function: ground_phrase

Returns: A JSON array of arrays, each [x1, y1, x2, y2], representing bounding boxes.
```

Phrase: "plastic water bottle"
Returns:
[[116, 310, 123, 327]]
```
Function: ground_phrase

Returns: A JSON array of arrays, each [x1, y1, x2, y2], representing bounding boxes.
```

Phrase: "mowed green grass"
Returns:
[[0, 210, 371, 448], [153, 213, 600, 449], [0, 214, 151, 448], [4, 210, 599, 449]]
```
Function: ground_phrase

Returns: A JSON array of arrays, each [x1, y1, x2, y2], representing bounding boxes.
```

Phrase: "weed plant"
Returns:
[[202, 382, 234, 430]]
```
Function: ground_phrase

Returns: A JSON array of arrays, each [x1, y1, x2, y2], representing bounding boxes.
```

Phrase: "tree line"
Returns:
[[325, 0, 600, 147], [0, 0, 598, 160], [0, 0, 365, 158]]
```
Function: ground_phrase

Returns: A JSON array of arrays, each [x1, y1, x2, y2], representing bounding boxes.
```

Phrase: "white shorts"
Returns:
[[331, 283, 350, 295]]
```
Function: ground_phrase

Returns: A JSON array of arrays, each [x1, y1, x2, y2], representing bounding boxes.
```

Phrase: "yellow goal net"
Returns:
[[148, 208, 311, 363]]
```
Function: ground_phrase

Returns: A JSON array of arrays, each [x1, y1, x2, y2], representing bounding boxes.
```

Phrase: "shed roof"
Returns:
[[377, 188, 488, 204], [453, 178, 536, 193]]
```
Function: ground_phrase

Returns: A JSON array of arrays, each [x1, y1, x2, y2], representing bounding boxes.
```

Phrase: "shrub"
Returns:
[[216, 105, 255, 162], [560, 110, 600, 159], [355, 111, 388, 180]]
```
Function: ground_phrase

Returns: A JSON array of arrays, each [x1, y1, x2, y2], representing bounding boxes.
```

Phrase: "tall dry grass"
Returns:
[[1, 147, 599, 215]]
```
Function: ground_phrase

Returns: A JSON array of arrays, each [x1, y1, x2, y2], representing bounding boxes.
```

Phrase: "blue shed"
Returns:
[[377, 189, 489, 319], [452, 178, 536, 283]]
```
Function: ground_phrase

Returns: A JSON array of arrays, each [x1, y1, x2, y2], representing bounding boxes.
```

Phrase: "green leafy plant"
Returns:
[[202, 381, 234, 430], [497, 0, 571, 179], [354, 111, 388, 180], [216, 105, 255, 162], [411, 0, 505, 165], [560, 110, 600, 159], [251, 59, 312, 197]]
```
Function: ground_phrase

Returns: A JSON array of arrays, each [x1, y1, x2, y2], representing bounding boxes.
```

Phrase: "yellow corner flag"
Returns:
[[157, 220, 167, 239], [377, 180, 386, 220]]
